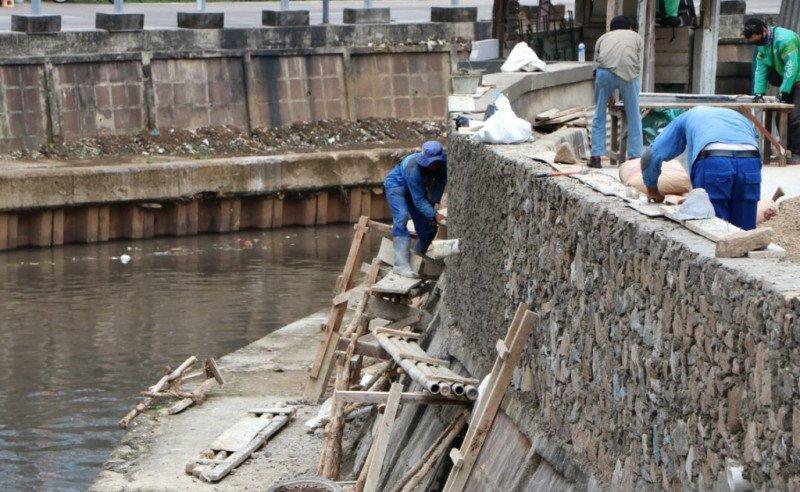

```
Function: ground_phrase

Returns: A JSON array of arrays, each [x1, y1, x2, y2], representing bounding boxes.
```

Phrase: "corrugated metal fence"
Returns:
[[779, 0, 800, 34]]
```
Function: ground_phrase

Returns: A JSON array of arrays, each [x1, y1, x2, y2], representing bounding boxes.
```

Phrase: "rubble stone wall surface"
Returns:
[[443, 133, 800, 489]]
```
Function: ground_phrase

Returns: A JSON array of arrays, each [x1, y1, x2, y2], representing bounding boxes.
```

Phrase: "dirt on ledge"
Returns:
[[3, 118, 446, 162], [764, 196, 800, 263]]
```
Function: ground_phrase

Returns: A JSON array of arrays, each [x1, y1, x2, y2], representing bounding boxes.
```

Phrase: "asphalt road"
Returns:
[[0, 0, 786, 31]]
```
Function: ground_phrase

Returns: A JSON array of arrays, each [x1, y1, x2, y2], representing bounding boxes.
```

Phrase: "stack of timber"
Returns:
[[185, 406, 295, 482], [119, 356, 225, 428], [534, 106, 588, 130]]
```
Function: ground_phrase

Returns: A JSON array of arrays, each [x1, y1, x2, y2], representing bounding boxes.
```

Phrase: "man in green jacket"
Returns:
[[743, 18, 800, 159]]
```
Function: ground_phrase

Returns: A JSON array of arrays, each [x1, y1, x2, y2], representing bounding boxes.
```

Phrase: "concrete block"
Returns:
[[720, 0, 746, 15], [469, 38, 500, 62], [11, 15, 61, 34], [343, 8, 390, 24], [177, 12, 224, 29], [262, 10, 310, 27], [95, 13, 145, 32], [430, 7, 477, 23]]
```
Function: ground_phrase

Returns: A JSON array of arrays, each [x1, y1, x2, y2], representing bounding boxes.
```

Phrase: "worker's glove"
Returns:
[[779, 92, 793, 104], [753, 94, 765, 103]]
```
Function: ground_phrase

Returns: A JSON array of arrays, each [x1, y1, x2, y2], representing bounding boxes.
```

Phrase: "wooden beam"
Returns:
[[639, 0, 656, 91], [443, 305, 538, 492], [374, 327, 421, 339], [334, 390, 472, 406], [693, 0, 721, 93], [740, 106, 787, 156], [364, 383, 403, 492], [335, 337, 391, 360]]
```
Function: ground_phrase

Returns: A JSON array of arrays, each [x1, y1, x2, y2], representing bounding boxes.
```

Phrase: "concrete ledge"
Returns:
[[11, 15, 61, 34], [177, 12, 224, 29], [430, 7, 478, 23], [0, 148, 406, 211], [262, 10, 311, 27], [95, 13, 145, 32], [343, 8, 391, 24]]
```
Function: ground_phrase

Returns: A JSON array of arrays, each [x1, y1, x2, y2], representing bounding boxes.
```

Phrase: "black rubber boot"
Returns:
[[588, 156, 602, 169]]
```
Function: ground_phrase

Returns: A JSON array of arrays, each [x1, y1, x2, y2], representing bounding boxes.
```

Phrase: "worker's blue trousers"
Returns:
[[690, 155, 761, 231], [385, 186, 437, 253], [591, 68, 643, 159]]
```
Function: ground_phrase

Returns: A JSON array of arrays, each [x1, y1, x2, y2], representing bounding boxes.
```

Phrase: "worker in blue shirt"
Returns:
[[640, 106, 761, 230], [384, 141, 447, 278]]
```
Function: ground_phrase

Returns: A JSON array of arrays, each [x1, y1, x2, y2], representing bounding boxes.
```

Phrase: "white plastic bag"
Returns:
[[501, 42, 547, 73], [472, 94, 533, 144]]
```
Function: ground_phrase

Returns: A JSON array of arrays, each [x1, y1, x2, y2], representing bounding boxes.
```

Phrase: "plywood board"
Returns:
[[211, 417, 272, 452], [372, 272, 421, 295]]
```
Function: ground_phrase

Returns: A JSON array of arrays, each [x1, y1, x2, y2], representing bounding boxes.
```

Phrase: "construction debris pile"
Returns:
[[2, 119, 446, 162], [534, 106, 589, 131], [763, 196, 800, 263]]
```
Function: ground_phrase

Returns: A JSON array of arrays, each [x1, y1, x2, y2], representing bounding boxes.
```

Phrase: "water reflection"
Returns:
[[0, 226, 376, 491]]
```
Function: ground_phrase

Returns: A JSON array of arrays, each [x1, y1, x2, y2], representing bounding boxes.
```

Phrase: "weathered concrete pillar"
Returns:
[[177, 12, 224, 29], [11, 15, 61, 34], [262, 10, 310, 26], [430, 7, 478, 22], [343, 8, 390, 24], [43, 62, 62, 143], [95, 13, 144, 32], [241, 52, 256, 132]]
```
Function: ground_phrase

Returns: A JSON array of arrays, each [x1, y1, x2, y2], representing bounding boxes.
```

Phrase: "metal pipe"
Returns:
[[464, 385, 479, 401], [322, 0, 329, 23], [451, 383, 465, 396], [196, 0, 206, 13], [376, 334, 441, 395], [114, 0, 123, 14], [280, 0, 289, 10], [31, 0, 41, 16]]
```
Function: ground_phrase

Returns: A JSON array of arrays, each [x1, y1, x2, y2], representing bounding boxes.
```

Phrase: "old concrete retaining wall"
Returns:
[[0, 23, 489, 153], [439, 133, 800, 489], [0, 148, 401, 250]]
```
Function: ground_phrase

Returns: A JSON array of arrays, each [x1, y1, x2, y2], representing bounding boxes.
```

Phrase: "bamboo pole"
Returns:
[[119, 356, 197, 428], [375, 333, 441, 394]]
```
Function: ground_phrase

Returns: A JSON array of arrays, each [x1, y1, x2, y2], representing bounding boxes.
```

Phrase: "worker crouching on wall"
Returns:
[[384, 141, 447, 278], [641, 106, 761, 230]]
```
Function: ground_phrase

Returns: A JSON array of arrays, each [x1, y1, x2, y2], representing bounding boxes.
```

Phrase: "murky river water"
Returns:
[[0, 226, 375, 491]]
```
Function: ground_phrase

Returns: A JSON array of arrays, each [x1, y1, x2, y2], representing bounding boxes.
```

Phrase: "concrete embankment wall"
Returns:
[[439, 133, 800, 489], [0, 148, 400, 250], [0, 23, 488, 153]]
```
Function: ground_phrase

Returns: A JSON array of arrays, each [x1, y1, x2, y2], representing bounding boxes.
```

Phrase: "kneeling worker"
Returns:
[[641, 106, 761, 230], [384, 141, 447, 278]]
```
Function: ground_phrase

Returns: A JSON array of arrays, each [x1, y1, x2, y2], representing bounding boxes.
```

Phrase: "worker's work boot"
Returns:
[[588, 156, 602, 169], [392, 236, 419, 278]]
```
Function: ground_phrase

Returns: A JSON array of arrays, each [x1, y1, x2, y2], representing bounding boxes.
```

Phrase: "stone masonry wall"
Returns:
[[443, 133, 800, 489], [0, 49, 451, 154]]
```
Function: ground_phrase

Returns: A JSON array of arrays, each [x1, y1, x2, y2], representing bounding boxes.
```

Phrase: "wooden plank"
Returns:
[[364, 382, 403, 492], [334, 390, 471, 406], [715, 228, 773, 258], [200, 412, 293, 482], [371, 272, 422, 295], [211, 418, 272, 452], [694, 0, 721, 93], [740, 106, 786, 156], [443, 305, 538, 492], [365, 296, 420, 322], [335, 336, 391, 360], [374, 327, 422, 339]]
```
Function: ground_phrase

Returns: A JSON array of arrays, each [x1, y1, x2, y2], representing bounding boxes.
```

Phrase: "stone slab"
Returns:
[[95, 13, 145, 32], [11, 15, 61, 34], [177, 12, 224, 29], [430, 7, 478, 23], [343, 7, 391, 24], [261, 10, 310, 27]]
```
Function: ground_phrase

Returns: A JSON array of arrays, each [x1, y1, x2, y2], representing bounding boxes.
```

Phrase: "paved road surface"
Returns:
[[0, 1, 786, 32]]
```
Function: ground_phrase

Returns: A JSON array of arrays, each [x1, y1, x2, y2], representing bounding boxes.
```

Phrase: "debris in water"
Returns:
[[120, 254, 132, 264]]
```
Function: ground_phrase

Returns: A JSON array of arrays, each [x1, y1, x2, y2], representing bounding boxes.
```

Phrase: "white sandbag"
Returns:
[[472, 94, 533, 144], [501, 42, 547, 73]]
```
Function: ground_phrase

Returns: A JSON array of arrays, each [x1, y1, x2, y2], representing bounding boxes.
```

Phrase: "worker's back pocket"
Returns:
[[700, 172, 734, 201], [739, 172, 762, 201]]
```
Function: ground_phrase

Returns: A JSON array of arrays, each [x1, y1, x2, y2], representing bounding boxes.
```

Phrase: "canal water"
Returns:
[[0, 225, 376, 491]]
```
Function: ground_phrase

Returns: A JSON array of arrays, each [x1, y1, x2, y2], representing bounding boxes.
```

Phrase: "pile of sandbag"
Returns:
[[618, 158, 781, 224], [618, 158, 691, 195]]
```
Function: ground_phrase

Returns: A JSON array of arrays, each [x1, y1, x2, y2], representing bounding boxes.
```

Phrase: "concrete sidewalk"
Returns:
[[91, 311, 329, 491]]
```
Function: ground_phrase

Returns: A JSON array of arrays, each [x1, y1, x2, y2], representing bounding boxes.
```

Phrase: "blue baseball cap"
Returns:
[[417, 141, 446, 168]]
